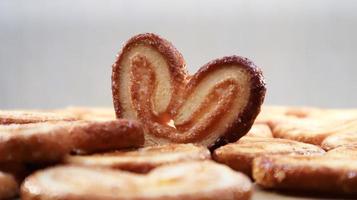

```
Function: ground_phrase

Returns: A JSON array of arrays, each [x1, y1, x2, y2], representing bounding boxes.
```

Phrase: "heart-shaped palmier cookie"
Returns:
[[112, 33, 266, 147]]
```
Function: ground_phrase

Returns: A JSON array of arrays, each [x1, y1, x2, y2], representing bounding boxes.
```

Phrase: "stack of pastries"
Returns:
[[1, 33, 356, 200]]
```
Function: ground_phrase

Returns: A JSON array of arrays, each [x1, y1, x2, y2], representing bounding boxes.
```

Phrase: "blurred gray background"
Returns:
[[1, 0, 356, 109]]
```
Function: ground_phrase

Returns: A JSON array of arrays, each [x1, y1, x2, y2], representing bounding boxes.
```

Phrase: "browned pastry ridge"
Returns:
[[0, 119, 144, 163], [213, 137, 324, 177], [112, 33, 266, 147], [0, 110, 76, 125], [21, 161, 252, 200], [65, 143, 211, 173], [0, 171, 18, 200], [253, 155, 357, 194]]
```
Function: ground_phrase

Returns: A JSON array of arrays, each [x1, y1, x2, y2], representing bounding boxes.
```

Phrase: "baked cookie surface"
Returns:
[[213, 137, 324, 176], [65, 143, 211, 173], [22, 161, 252, 200]]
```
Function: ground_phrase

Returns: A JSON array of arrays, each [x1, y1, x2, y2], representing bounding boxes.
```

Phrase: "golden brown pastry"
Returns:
[[65, 143, 210, 173], [112, 33, 266, 147], [70, 120, 144, 154], [253, 155, 357, 194], [21, 161, 252, 200], [244, 124, 272, 138], [0, 119, 144, 163], [213, 137, 324, 177], [0, 110, 76, 125], [254, 106, 289, 125], [0, 171, 18, 199], [271, 117, 357, 145]]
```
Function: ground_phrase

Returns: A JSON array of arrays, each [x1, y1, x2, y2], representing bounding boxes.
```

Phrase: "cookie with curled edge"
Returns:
[[244, 124, 272, 138], [65, 143, 210, 173], [0, 171, 18, 199], [0, 119, 144, 163], [321, 131, 357, 150], [21, 161, 252, 200], [271, 117, 357, 145], [253, 155, 357, 194], [213, 137, 324, 177], [112, 33, 266, 148], [0, 110, 76, 125]]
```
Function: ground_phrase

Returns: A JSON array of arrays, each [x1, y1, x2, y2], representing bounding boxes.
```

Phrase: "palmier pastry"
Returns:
[[65, 143, 210, 173], [0, 110, 76, 125], [244, 124, 272, 138], [112, 33, 266, 147], [21, 161, 252, 200], [213, 137, 324, 177], [271, 117, 357, 145], [253, 155, 357, 194], [0, 119, 143, 163]]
